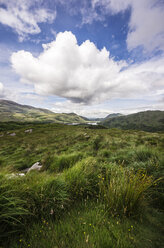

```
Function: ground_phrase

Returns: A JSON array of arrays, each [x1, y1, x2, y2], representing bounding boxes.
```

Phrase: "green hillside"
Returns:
[[102, 110, 164, 132], [104, 113, 123, 120], [0, 100, 87, 123]]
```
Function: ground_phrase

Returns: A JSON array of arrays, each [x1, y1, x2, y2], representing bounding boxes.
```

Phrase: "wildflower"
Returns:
[[19, 239, 22, 242]]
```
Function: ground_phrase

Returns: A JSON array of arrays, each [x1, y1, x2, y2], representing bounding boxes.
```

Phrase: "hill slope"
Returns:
[[103, 113, 123, 120], [102, 110, 164, 132], [0, 100, 87, 123]]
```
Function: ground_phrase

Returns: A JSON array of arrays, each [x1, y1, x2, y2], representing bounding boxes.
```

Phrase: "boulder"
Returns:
[[25, 129, 33, 133], [10, 133, 16, 136], [27, 162, 42, 173], [6, 173, 25, 179]]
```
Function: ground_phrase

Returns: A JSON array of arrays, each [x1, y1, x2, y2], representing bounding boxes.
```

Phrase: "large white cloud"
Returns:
[[11, 31, 164, 104], [0, 0, 56, 41]]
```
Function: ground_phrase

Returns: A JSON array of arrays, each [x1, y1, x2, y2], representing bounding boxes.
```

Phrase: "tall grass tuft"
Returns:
[[50, 152, 83, 172], [93, 135, 103, 152], [135, 146, 158, 162], [99, 166, 154, 217], [1, 172, 69, 220], [0, 175, 29, 240], [63, 157, 100, 200]]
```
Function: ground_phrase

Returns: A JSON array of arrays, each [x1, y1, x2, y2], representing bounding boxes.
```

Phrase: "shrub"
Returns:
[[99, 166, 153, 217]]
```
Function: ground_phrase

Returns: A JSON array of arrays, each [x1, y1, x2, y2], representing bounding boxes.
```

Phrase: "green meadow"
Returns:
[[0, 123, 163, 247]]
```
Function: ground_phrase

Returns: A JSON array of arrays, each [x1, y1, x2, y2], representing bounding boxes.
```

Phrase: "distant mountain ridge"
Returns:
[[88, 113, 123, 122], [101, 110, 164, 132], [104, 113, 123, 120], [0, 100, 87, 123]]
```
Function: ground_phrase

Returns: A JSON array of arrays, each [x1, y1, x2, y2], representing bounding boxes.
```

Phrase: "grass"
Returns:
[[99, 166, 154, 217], [49, 152, 83, 172], [0, 123, 163, 247], [10, 203, 164, 248], [0, 174, 29, 240]]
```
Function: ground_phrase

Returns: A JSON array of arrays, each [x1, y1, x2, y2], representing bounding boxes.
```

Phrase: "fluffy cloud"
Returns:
[[86, 0, 164, 52], [0, 0, 56, 40], [11, 31, 164, 104]]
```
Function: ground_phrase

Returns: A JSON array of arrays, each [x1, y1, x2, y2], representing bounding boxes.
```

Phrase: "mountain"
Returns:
[[88, 113, 123, 122], [104, 113, 123, 120], [101, 110, 164, 132], [0, 100, 87, 123]]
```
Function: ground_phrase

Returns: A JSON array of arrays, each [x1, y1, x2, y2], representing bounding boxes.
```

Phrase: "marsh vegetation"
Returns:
[[0, 123, 163, 247]]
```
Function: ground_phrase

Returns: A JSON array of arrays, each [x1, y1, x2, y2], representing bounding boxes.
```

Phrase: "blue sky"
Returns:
[[0, 0, 164, 117]]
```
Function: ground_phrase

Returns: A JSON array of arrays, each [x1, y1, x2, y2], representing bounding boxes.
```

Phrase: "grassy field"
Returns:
[[0, 123, 163, 247]]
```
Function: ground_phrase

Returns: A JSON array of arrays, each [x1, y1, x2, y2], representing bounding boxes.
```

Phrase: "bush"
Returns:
[[99, 166, 153, 217]]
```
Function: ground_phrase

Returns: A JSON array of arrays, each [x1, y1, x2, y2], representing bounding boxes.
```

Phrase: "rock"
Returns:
[[27, 162, 42, 173], [6, 173, 25, 179], [25, 129, 33, 133], [17, 173, 25, 176], [10, 133, 16, 136]]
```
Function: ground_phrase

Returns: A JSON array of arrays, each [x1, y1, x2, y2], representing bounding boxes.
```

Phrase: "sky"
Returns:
[[0, 0, 164, 118]]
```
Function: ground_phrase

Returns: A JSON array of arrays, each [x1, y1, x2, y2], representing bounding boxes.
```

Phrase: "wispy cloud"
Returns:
[[92, 0, 164, 53], [63, 0, 164, 53], [0, 0, 56, 41]]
